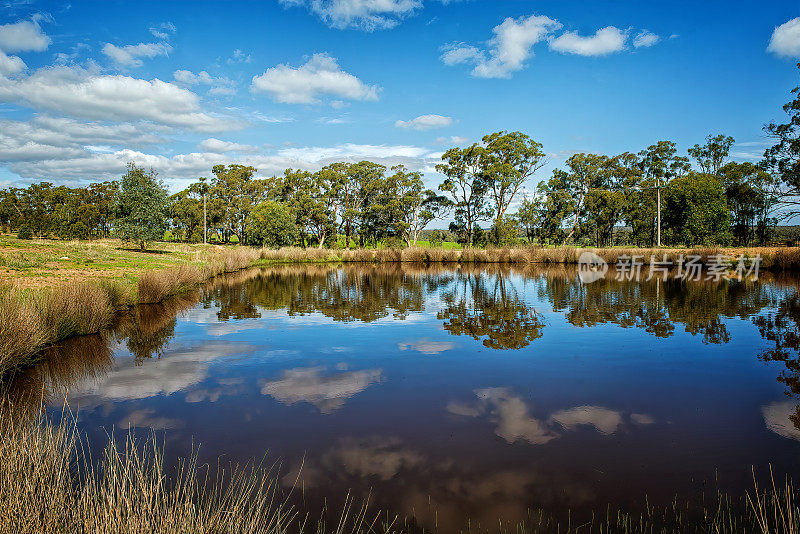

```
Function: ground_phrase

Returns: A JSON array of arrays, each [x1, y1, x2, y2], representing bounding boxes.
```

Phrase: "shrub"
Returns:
[[17, 226, 32, 240]]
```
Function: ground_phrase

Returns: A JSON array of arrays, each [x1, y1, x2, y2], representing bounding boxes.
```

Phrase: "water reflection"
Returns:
[[3, 263, 800, 531]]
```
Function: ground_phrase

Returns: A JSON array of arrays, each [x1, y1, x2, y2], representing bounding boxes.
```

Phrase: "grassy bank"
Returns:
[[257, 245, 800, 270], [1, 414, 798, 533], [0, 244, 260, 375]]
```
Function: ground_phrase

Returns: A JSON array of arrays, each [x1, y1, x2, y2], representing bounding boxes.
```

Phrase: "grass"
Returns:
[[0, 240, 262, 377], [1, 412, 799, 533], [0, 412, 392, 534]]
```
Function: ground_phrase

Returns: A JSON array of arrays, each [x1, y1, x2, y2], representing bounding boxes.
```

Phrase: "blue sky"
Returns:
[[0, 0, 798, 196]]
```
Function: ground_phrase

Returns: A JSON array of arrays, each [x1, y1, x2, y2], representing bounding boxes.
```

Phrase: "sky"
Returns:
[[0, 0, 799, 199]]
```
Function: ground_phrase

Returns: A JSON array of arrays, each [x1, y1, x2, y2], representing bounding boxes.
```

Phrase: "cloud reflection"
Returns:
[[259, 366, 383, 413], [449, 387, 653, 445]]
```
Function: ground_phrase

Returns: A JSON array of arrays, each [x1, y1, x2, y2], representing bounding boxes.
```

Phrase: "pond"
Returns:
[[10, 263, 800, 530]]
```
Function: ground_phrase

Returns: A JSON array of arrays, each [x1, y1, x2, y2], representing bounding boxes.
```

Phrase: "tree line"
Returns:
[[2, 64, 800, 250]]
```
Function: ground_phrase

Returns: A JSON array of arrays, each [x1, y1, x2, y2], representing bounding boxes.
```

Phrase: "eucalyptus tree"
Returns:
[[719, 161, 780, 245], [634, 141, 691, 246], [339, 161, 385, 247], [763, 63, 800, 219], [688, 134, 735, 176], [210, 164, 266, 244], [383, 165, 451, 246], [437, 144, 493, 247], [115, 163, 169, 250], [481, 131, 547, 230]]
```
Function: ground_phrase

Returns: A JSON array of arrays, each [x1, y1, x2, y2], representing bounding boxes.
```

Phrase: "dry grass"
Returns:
[[0, 414, 393, 534]]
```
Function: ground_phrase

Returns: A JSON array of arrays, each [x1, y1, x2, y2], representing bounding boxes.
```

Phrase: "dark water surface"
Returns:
[[14, 264, 800, 530]]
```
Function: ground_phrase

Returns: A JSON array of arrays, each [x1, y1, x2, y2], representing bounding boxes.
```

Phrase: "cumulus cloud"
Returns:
[[199, 138, 260, 153], [632, 30, 660, 48], [449, 387, 653, 446], [227, 48, 252, 64], [441, 15, 561, 78], [2, 140, 438, 187], [398, 338, 455, 354], [395, 114, 453, 130], [762, 401, 800, 441], [768, 18, 800, 57], [173, 69, 237, 95], [259, 365, 383, 413], [251, 53, 379, 104], [548, 26, 627, 56], [0, 66, 241, 131], [65, 342, 249, 411], [0, 50, 25, 75], [549, 405, 623, 434], [280, 0, 421, 31], [0, 20, 51, 52], [102, 41, 172, 67]]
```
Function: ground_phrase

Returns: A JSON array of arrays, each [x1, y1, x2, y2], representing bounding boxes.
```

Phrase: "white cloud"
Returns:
[[0, 66, 240, 131], [395, 114, 454, 131], [0, 50, 25, 75], [0, 115, 165, 163], [632, 30, 660, 48], [280, 0, 421, 31], [441, 14, 562, 78], [259, 365, 383, 413], [2, 140, 437, 187], [549, 405, 623, 434], [0, 20, 51, 52], [397, 338, 455, 354], [548, 26, 627, 56], [436, 135, 469, 145], [173, 69, 237, 95], [149, 21, 176, 40], [227, 48, 252, 64], [762, 401, 800, 441], [199, 138, 260, 153], [251, 53, 379, 104], [768, 18, 800, 58], [102, 41, 172, 67]]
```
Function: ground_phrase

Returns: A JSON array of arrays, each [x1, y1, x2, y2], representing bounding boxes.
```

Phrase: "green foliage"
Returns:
[[114, 163, 169, 251], [246, 200, 298, 248], [16, 225, 32, 240], [437, 144, 493, 247], [662, 173, 731, 246]]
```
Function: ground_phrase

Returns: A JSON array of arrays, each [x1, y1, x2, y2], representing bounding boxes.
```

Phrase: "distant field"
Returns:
[[0, 235, 219, 289]]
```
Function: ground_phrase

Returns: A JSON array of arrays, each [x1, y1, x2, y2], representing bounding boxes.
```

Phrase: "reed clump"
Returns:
[[0, 413, 394, 534]]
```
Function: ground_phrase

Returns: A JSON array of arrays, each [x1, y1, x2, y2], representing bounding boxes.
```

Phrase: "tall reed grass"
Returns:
[[0, 248, 262, 376], [0, 413, 393, 534]]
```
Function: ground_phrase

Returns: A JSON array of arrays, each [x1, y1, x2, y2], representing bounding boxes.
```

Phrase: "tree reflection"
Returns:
[[539, 273, 773, 344], [438, 270, 545, 350]]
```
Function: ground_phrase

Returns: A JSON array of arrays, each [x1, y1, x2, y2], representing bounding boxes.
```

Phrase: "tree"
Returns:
[[115, 163, 169, 250], [719, 162, 780, 245], [338, 161, 385, 248], [662, 172, 731, 246], [763, 62, 800, 219], [631, 141, 690, 247], [437, 144, 493, 248], [210, 164, 266, 244], [383, 165, 450, 247], [246, 200, 298, 248], [688, 134, 735, 176], [481, 131, 547, 228]]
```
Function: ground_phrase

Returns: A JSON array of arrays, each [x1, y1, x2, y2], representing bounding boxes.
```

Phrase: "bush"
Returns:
[[17, 225, 32, 240], [246, 201, 298, 248]]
